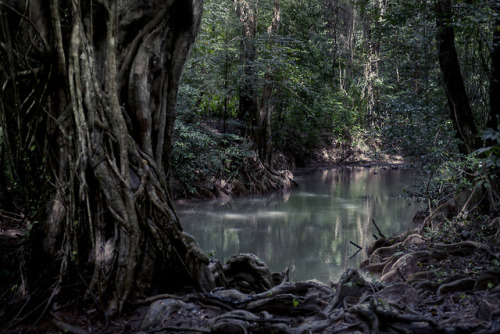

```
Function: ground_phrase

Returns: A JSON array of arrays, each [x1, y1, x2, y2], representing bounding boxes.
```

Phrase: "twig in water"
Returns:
[[349, 241, 362, 250], [371, 219, 386, 239], [349, 249, 362, 259]]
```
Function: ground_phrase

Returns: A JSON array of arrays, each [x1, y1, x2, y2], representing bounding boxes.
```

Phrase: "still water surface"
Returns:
[[176, 167, 424, 283]]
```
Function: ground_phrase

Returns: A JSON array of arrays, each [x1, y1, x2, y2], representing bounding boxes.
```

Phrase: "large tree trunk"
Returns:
[[436, 0, 479, 154], [0, 0, 214, 318]]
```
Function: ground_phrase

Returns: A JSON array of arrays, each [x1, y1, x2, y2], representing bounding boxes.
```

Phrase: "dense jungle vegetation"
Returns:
[[171, 0, 499, 202], [1, 0, 500, 333]]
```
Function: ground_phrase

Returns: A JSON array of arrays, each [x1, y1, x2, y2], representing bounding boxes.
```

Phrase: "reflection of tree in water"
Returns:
[[177, 168, 422, 282]]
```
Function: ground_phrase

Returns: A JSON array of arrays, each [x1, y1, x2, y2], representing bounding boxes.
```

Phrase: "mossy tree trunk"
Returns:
[[0, 0, 214, 317]]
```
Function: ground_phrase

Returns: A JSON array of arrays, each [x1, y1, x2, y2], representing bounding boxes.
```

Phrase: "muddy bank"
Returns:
[[173, 139, 411, 202]]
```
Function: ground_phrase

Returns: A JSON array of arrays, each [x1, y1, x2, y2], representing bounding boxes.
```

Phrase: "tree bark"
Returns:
[[436, 0, 479, 154], [0, 0, 214, 318], [361, 0, 386, 126], [235, 0, 281, 166], [235, 0, 259, 140], [488, 0, 500, 132], [232, 0, 293, 192], [258, 0, 281, 166]]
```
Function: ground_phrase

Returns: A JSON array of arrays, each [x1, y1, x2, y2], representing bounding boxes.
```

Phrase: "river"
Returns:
[[176, 167, 424, 283]]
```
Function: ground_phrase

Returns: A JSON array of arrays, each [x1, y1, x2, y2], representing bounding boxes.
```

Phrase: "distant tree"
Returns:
[[257, 0, 281, 165], [488, 0, 500, 131], [233, 0, 281, 165], [234, 0, 259, 140], [232, 0, 293, 191], [436, 0, 479, 153]]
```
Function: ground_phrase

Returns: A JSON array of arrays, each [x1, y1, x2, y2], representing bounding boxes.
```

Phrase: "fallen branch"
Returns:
[[349, 241, 363, 250], [0, 209, 25, 222], [372, 219, 386, 239]]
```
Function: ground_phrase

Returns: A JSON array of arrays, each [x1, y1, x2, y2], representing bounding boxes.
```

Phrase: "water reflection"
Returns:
[[176, 167, 424, 283]]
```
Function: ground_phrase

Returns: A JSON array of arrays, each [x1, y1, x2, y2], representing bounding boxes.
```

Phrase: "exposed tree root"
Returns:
[[191, 155, 297, 200], [139, 260, 496, 334], [123, 185, 500, 334], [131, 189, 500, 333], [243, 156, 296, 195]]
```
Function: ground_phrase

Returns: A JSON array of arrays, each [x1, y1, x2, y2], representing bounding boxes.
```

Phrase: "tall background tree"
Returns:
[[0, 0, 214, 318], [436, 0, 479, 154], [489, 0, 500, 131], [172, 0, 500, 201]]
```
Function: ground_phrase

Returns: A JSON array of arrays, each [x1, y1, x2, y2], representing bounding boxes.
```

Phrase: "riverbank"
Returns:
[[172, 130, 414, 201], [138, 188, 499, 334], [6, 187, 498, 333], [3, 142, 499, 332], [175, 167, 421, 284]]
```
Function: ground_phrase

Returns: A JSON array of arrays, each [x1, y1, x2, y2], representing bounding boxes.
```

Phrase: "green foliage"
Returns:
[[381, 96, 454, 157], [475, 127, 500, 169], [405, 126, 500, 209], [172, 120, 254, 195], [406, 149, 477, 207], [175, 0, 500, 195]]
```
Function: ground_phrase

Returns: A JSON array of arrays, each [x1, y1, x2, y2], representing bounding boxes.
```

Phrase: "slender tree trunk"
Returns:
[[258, 0, 280, 166], [233, 0, 293, 192], [436, 0, 479, 154], [235, 0, 259, 139], [1, 0, 213, 319], [488, 0, 500, 132], [361, 0, 385, 126], [346, 5, 356, 92]]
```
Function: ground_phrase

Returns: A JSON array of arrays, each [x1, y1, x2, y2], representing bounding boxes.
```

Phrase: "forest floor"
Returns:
[[2, 192, 499, 333], [1, 144, 500, 333]]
